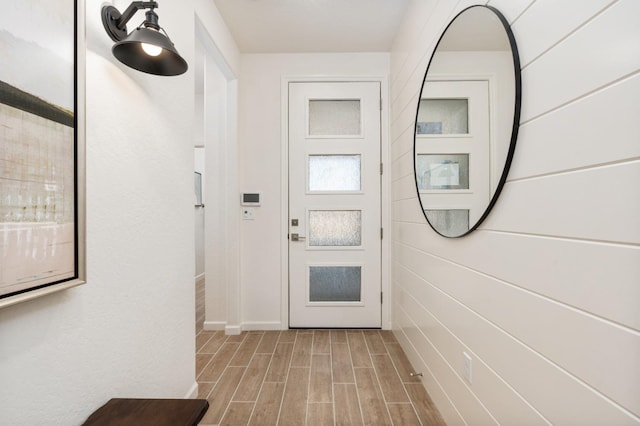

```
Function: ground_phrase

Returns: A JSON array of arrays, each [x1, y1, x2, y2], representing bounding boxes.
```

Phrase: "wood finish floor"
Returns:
[[196, 329, 445, 425]]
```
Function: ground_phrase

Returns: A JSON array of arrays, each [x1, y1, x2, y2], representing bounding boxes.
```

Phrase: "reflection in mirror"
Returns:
[[414, 5, 521, 237]]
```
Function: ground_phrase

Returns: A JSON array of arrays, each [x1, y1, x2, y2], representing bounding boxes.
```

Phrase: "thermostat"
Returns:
[[241, 192, 261, 206]]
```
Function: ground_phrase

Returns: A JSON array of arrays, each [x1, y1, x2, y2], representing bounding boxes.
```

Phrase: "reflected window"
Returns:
[[416, 154, 469, 190], [425, 209, 469, 237], [417, 99, 468, 134]]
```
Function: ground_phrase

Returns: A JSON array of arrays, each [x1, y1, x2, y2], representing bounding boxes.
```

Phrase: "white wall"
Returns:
[[0, 1, 238, 424], [238, 53, 390, 329], [391, 0, 640, 424]]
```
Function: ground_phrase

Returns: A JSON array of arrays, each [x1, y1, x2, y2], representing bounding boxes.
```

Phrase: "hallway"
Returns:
[[196, 329, 445, 425]]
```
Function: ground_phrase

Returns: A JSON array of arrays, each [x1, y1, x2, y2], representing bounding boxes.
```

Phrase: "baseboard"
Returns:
[[184, 381, 199, 399], [225, 325, 242, 335], [204, 321, 285, 332], [203, 321, 225, 331], [394, 326, 458, 424], [241, 321, 283, 331]]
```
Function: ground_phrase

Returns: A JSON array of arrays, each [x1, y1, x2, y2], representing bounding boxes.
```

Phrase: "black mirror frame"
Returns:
[[413, 5, 522, 238]]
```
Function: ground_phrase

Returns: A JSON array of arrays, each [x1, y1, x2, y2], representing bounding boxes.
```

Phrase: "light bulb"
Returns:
[[141, 43, 162, 56]]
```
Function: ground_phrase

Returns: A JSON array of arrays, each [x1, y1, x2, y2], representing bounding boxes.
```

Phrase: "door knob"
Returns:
[[291, 233, 306, 241]]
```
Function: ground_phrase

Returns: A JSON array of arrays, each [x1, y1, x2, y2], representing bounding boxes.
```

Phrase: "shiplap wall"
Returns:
[[389, 0, 640, 424]]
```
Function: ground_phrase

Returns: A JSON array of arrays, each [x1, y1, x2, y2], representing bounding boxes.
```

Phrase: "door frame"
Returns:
[[280, 75, 391, 329]]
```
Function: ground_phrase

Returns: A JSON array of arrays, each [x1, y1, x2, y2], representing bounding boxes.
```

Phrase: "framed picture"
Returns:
[[0, 1, 85, 308]]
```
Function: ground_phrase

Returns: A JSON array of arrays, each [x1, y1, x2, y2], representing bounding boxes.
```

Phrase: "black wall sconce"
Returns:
[[101, 1, 188, 76]]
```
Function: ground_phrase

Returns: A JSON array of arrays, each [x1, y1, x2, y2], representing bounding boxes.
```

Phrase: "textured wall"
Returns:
[[390, 0, 640, 424]]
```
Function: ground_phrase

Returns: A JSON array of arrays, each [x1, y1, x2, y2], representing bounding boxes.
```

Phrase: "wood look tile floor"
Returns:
[[195, 329, 445, 426]]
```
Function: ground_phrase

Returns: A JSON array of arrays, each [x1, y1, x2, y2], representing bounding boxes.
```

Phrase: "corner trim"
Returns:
[[184, 381, 199, 399], [203, 321, 226, 331], [225, 325, 242, 335]]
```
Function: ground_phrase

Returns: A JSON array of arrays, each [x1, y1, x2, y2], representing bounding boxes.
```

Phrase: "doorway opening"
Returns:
[[194, 16, 239, 334]]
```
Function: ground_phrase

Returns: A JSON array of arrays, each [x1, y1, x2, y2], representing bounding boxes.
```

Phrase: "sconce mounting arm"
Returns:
[[102, 1, 159, 42]]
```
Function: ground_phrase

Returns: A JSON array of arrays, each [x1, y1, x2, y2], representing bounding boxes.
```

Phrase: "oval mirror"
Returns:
[[413, 5, 521, 237]]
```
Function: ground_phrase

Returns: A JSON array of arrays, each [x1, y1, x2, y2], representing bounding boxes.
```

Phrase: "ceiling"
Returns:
[[212, 0, 411, 53]]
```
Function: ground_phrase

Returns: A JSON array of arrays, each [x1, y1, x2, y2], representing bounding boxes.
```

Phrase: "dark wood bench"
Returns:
[[82, 398, 209, 426]]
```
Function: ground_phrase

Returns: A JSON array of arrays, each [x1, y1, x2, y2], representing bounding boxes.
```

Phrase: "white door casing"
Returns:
[[288, 81, 382, 328]]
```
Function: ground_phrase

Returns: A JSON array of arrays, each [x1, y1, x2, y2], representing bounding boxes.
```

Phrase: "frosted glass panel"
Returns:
[[416, 154, 469, 190], [309, 100, 361, 136], [417, 99, 468, 134], [309, 266, 361, 302], [309, 210, 361, 246], [309, 155, 361, 192], [425, 209, 469, 237]]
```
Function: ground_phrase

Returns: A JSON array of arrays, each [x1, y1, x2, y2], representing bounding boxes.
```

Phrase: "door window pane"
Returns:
[[309, 155, 361, 192], [425, 209, 469, 237], [417, 99, 468, 134], [309, 210, 361, 246], [309, 266, 361, 302], [416, 154, 469, 190], [309, 99, 361, 136]]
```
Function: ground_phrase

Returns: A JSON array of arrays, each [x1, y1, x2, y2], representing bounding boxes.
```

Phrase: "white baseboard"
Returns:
[[225, 325, 242, 335], [203, 321, 225, 331], [204, 321, 285, 333], [184, 381, 199, 399], [241, 321, 283, 331]]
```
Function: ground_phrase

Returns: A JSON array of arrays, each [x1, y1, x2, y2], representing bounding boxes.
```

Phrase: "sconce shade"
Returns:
[[112, 27, 188, 76]]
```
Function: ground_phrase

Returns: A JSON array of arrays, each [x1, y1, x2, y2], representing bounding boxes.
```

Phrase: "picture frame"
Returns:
[[0, 0, 86, 308]]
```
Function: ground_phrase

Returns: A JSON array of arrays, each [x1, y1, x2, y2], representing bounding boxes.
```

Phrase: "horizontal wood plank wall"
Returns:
[[389, 0, 640, 424]]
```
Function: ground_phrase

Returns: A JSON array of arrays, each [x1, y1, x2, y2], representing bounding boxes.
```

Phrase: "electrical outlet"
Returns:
[[463, 352, 472, 384]]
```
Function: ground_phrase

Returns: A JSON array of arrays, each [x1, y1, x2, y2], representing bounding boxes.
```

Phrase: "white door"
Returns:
[[415, 80, 491, 235], [288, 82, 381, 328]]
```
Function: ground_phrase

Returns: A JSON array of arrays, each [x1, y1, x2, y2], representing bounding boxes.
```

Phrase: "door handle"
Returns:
[[291, 233, 306, 242]]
